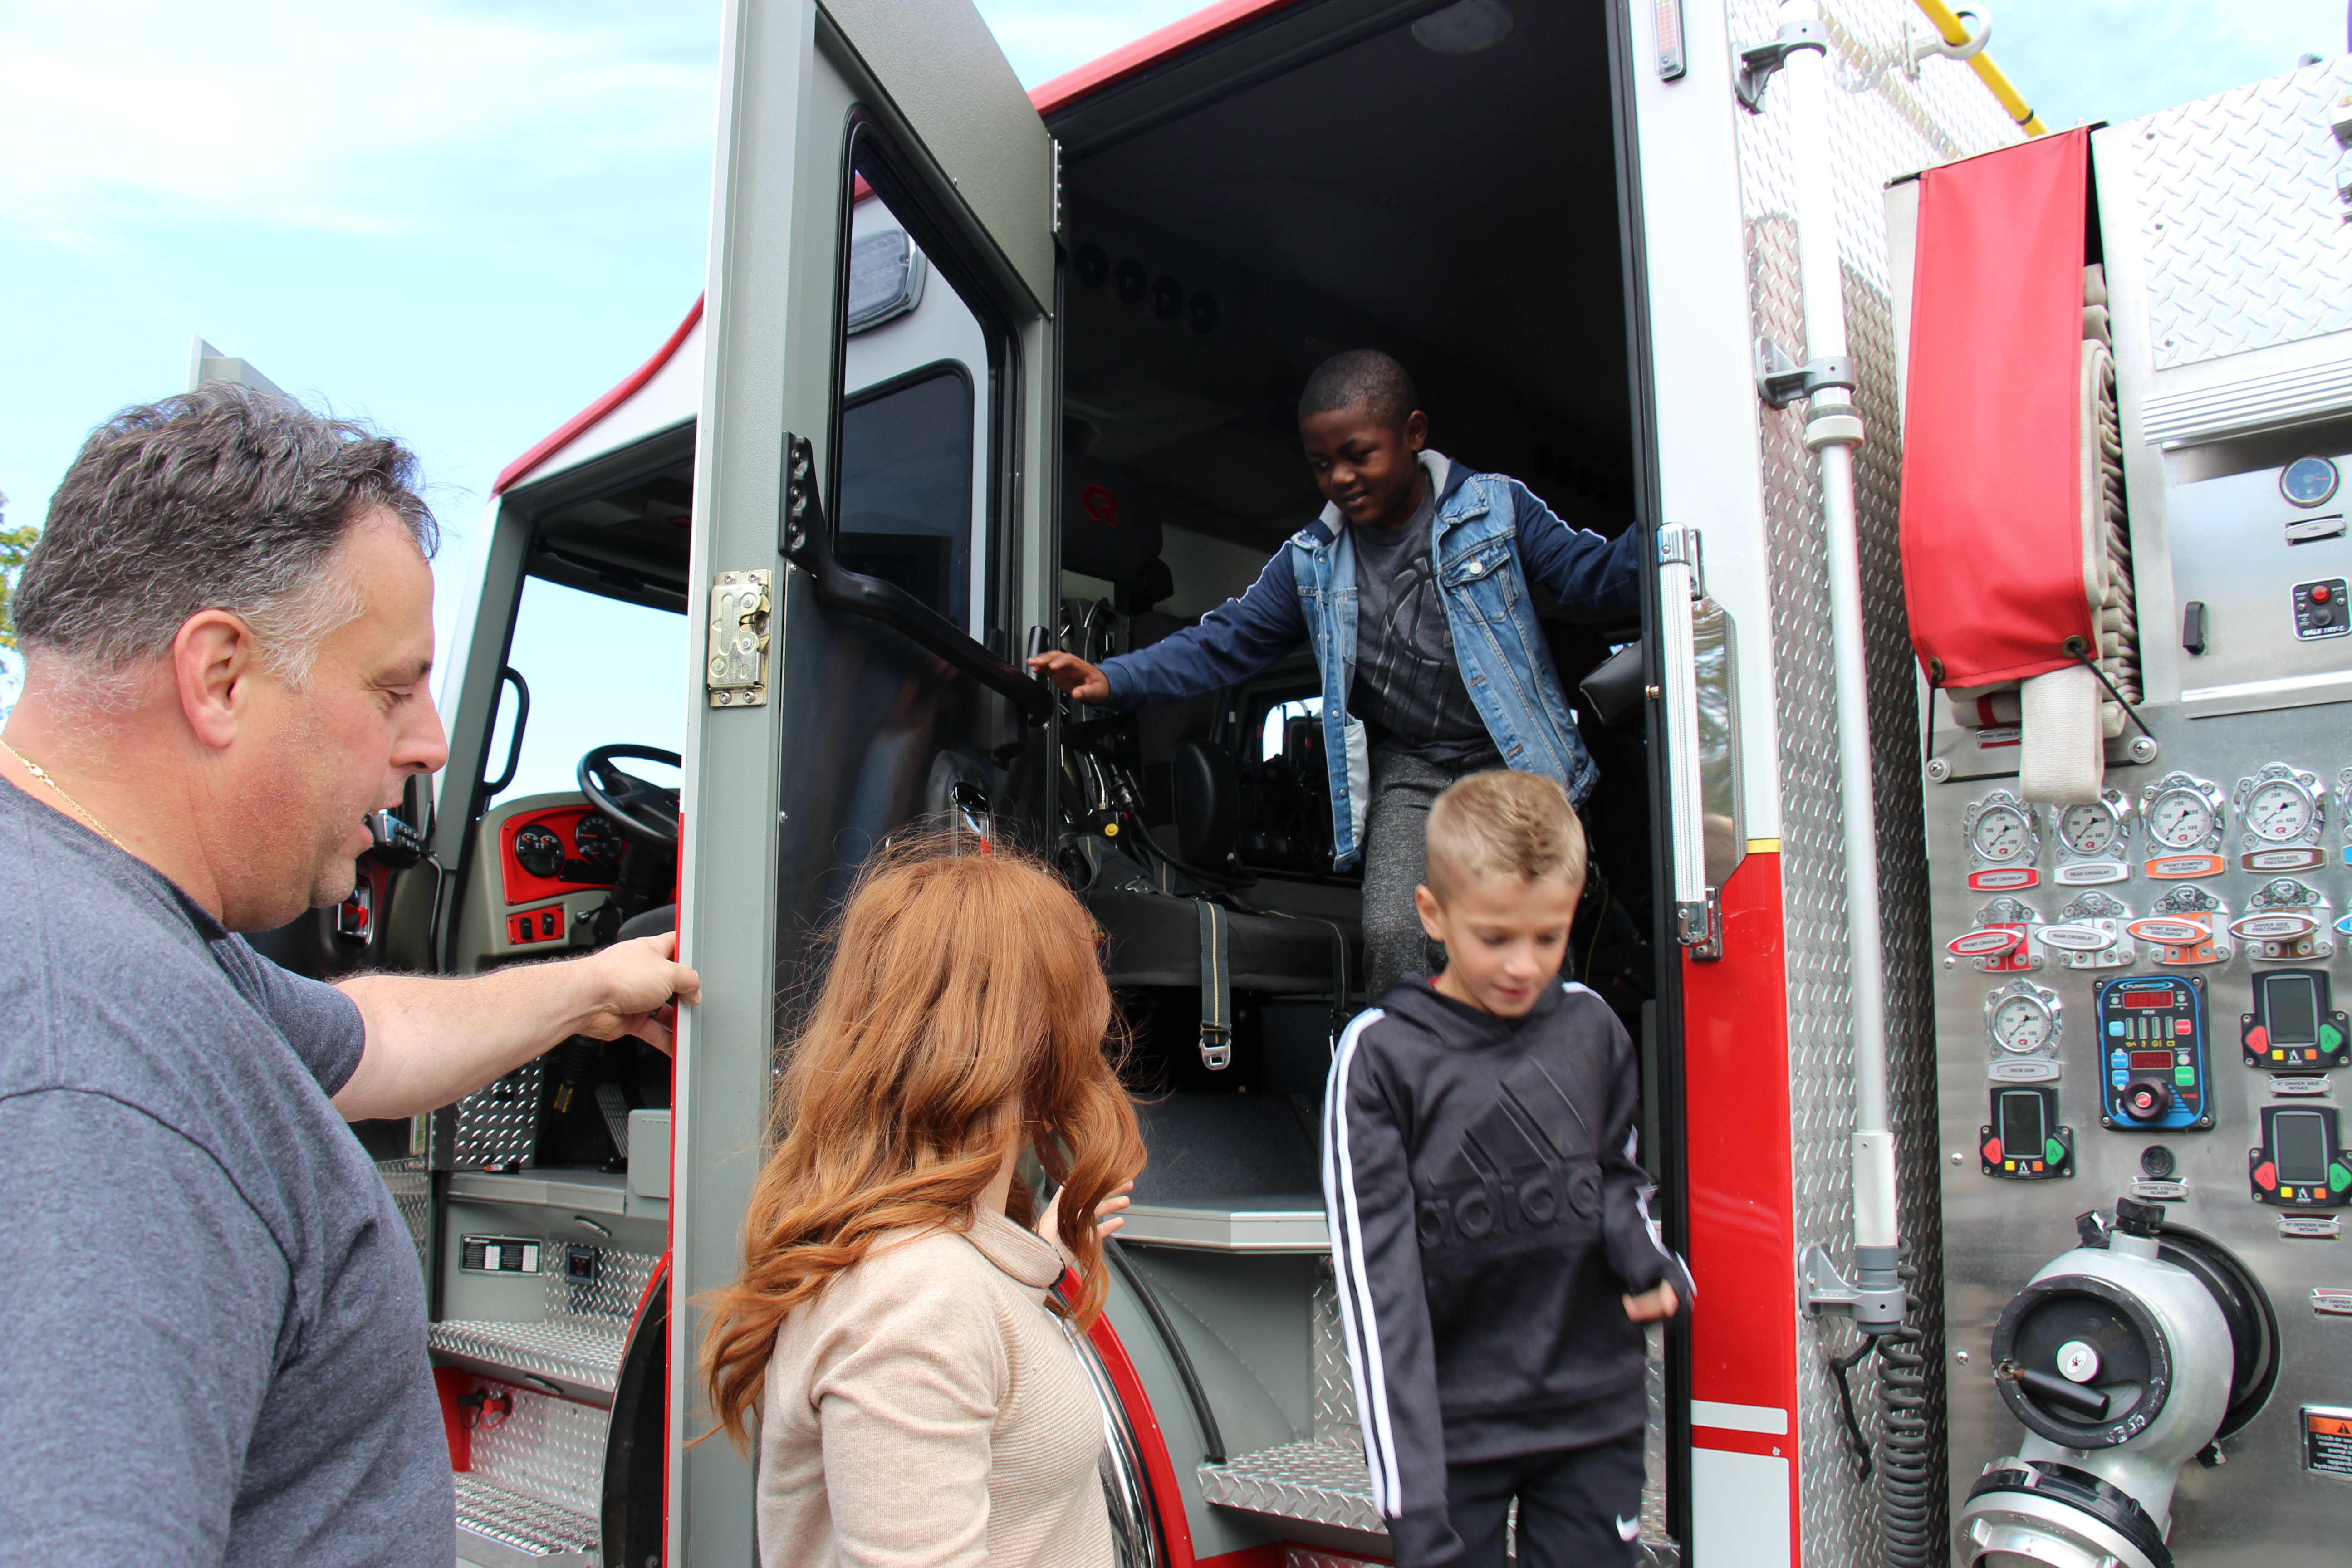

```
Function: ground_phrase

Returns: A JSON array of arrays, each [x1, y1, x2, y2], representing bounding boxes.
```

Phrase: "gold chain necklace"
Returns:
[[0, 736, 130, 853]]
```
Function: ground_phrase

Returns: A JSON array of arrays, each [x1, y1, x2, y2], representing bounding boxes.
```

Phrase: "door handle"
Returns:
[[1657, 524, 1721, 959]]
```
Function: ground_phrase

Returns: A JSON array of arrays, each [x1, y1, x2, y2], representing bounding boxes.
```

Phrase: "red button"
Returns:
[[2316, 584, 2334, 603], [1984, 1138, 2003, 1164], [2256, 1161, 2277, 1191], [2248, 1026, 2268, 1051]]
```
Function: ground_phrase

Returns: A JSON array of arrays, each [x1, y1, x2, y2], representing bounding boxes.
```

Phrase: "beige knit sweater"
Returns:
[[755, 1206, 1112, 1568]]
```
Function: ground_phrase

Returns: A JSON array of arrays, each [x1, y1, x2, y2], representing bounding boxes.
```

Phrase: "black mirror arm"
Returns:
[[777, 433, 1052, 723]]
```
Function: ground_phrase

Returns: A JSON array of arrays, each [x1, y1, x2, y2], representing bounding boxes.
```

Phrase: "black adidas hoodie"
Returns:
[[1320, 978, 1691, 1567]]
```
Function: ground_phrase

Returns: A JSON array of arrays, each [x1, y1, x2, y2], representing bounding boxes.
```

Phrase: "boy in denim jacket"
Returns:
[[1028, 350, 1638, 995]]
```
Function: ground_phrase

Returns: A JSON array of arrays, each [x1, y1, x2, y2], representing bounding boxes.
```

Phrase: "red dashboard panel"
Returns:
[[497, 806, 620, 907]]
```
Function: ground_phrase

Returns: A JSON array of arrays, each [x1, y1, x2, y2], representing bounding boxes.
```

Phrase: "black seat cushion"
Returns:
[[1088, 890, 1343, 995], [616, 903, 677, 941]]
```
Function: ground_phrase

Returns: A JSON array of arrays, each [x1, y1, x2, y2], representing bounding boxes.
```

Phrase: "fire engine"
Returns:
[[265, 1, 2352, 1563]]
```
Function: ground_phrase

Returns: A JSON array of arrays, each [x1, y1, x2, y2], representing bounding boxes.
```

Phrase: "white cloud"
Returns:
[[0, 0, 713, 241]]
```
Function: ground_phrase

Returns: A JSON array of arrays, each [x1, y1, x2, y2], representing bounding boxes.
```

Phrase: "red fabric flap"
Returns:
[[1899, 128, 2095, 688]]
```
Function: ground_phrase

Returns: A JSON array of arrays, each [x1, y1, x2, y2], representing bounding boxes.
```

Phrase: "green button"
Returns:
[[2175, 1068, 2196, 1084], [2329, 1163, 2350, 1193], [2045, 1138, 2067, 1165], [2323, 1024, 2344, 1052]]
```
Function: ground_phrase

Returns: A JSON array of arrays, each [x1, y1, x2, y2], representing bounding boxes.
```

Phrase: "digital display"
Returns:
[[2121, 989, 2180, 1009], [1999, 1090, 2046, 1153], [2274, 1111, 2330, 1186], [2264, 974, 2321, 1047], [2129, 1050, 2175, 1071]]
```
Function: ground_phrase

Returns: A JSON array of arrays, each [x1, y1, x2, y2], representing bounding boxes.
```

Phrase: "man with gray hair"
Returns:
[[0, 387, 700, 1566]]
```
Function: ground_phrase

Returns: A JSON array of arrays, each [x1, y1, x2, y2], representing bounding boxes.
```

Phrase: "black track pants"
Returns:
[[1444, 1430, 1646, 1568]]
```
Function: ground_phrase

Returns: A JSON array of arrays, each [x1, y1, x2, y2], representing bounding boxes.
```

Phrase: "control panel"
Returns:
[[2292, 579, 2347, 641], [2242, 969, 2351, 1070], [2095, 975, 2210, 1131]]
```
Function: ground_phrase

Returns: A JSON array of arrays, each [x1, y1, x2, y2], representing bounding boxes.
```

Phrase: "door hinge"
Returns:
[[1049, 137, 1063, 236], [706, 569, 773, 707]]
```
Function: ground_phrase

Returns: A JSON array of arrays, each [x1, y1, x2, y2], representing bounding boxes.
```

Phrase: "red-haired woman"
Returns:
[[700, 840, 1147, 1568]]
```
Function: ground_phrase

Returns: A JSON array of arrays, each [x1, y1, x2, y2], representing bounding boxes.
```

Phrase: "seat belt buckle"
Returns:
[[1199, 1027, 1232, 1071]]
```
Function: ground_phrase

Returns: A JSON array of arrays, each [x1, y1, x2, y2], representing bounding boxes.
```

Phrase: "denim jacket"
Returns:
[[1098, 452, 1641, 870]]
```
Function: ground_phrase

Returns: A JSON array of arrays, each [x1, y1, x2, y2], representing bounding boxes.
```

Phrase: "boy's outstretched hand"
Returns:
[[1623, 1281, 1680, 1323], [1027, 650, 1110, 703]]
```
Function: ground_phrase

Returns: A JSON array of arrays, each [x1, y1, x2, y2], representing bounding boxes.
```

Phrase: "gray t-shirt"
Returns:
[[0, 781, 450, 1567], [1348, 480, 1494, 763]]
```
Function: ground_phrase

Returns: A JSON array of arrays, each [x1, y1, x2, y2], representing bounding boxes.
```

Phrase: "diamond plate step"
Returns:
[[430, 1320, 625, 1399], [1199, 1440, 1382, 1534], [455, 1474, 598, 1568]]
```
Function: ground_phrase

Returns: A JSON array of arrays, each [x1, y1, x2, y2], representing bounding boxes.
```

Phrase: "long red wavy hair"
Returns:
[[697, 837, 1146, 1451]]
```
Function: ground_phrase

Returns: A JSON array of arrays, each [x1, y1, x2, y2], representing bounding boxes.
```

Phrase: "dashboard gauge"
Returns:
[[1991, 994, 2056, 1054], [513, 823, 564, 879], [2245, 779, 2315, 843], [575, 814, 623, 868], [2146, 789, 2216, 849], [1969, 803, 2034, 863], [2057, 800, 2120, 856], [2281, 455, 2340, 508]]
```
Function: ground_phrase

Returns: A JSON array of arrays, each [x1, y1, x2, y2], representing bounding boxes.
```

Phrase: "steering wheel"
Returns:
[[578, 745, 682, 848]]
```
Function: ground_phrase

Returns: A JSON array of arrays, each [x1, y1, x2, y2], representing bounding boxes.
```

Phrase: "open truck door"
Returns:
[[671, 1, 1062, 1562]]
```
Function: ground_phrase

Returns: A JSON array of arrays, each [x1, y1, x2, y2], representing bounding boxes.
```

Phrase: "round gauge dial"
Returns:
[[1992, 995, 2055, 1054], [513, 823, 564, 879], [1969, 804, 2033, 863], [2146, 789, 2215, 849], [2057, 802, 2118, 856], [2244, 780, 2313, 843], [575, 813, 623, 867], [2281, 455, 2340, 508]]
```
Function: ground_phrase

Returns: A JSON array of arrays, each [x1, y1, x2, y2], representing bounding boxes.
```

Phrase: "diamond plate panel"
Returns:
[[2126, 58, 2352, 368], [451, 1061, 547, 1170], [466, 1379, 612, 1520], [1731, 5, 2017, 1565], [377, 1155, 430, 1281], [1310, 1268, 1357, 1443], [429, 1319, 626, 1395], [548, 1245, 659, 1328], [455, 1471, 599, 1565]]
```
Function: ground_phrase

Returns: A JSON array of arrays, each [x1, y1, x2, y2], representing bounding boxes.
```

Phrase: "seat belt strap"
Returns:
[[1198, 900, 1231, 1070]]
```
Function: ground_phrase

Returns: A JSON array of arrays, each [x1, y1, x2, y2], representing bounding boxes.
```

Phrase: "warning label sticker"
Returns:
[[2303, 1407, 2352, 1480]]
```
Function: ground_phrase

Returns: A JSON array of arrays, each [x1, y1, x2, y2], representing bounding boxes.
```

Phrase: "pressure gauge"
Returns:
[[2140, 773, 2225, 854], [2057, 799, 2121, 856], [2146, 790, 2214, 849], [1992, 994, 2056, 1053], [1984, 979, 2063, 1068], [2245, 780, 2315, 843], [2233, 762, 2324, 851], [1971, 805, 2031, 861], [2282, 455, 2340, 508], [513, 823, 564, 879], [1962, 790, 2039, 868]]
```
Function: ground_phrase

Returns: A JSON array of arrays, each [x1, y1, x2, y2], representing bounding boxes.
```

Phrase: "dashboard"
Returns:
[[480, 801, 626, 956]]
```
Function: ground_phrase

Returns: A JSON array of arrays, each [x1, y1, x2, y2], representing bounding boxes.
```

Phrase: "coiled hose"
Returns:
[[1876, 1263, 1935, 1568]]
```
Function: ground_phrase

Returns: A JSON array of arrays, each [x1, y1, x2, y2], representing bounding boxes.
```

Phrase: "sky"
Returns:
[[0, 0, 2345, 744]]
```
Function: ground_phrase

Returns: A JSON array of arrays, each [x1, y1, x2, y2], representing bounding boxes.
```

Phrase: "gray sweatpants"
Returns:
[[1359, 745, 1503, 999]]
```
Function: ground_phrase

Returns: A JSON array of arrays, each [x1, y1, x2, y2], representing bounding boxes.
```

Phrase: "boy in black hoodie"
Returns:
[[1321, 770, 1690, 1568]]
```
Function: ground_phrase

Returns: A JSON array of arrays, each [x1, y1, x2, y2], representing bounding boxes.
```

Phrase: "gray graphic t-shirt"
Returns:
[[1348, 480, 1495, 763], [0, 780, 451, 1567]]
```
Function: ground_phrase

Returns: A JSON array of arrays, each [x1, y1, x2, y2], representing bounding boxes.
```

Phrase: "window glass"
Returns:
[[838, 367, 975, 626], [836, 149, 993, 637], [1260, 695, 1323, 761], [488, 576, 685, 803]]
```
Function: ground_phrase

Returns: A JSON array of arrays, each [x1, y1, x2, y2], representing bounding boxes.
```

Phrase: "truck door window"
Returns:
[[490, 576, 686, 802], [834, 132, 1006, 644], [838, 364, 975, 628]]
